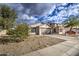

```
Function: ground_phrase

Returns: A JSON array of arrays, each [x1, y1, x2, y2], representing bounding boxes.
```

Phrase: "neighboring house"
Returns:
[[30, 23, 65, 35]]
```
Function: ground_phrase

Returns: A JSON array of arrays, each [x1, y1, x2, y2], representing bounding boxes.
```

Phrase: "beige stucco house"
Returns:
[[30, 23, 65, 35]]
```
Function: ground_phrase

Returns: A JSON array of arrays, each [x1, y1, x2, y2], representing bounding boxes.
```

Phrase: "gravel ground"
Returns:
[[0, 35, 65, 56]]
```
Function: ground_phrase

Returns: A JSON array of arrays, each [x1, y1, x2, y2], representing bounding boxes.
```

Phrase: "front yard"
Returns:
[[0, 35, 65, 56]]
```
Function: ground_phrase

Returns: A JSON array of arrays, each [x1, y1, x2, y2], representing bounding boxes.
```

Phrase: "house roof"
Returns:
[[30, 23, 63, 28], [30, 23, 42, 27], [30, 23, 51, 28]]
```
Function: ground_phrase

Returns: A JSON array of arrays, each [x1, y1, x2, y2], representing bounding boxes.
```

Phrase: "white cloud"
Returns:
[[25, 9, 31, 14], [19, 14, 37, 20], [7, 3, 24, 11], [21, 14, 30, 19], [48, 4, 56, 14]]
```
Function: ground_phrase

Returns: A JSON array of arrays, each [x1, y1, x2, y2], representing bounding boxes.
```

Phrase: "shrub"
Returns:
[[65, 31, 76, 36], [0, 35, 24, 44], [7, 24, 29, 40]]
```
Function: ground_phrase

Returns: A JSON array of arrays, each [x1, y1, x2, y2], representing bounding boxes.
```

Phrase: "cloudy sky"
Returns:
[[2, 3, 79, 24]]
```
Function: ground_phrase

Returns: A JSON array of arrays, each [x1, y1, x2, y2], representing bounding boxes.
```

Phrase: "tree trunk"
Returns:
[[70, 27, 72, 31]]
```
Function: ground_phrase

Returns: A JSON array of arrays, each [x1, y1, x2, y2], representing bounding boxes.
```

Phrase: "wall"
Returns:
[[40, 28, 51, 35]]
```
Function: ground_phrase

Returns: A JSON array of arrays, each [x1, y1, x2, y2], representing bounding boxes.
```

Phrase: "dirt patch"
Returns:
[[0, 35, 65, 56]]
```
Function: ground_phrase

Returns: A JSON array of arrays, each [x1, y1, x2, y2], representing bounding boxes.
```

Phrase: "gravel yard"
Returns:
[[0, 35, 65, 56]]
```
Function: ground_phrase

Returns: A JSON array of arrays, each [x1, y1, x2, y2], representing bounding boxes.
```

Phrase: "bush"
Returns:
[[7, 24, 29, 40], [0, 36, 24, 44], [65, 31, 76, 36]]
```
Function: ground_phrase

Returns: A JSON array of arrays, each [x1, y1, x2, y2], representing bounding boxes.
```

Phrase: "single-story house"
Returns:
[[29, 23, 65, 35]]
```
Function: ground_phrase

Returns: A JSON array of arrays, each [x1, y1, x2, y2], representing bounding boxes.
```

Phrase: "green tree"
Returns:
[[0, 5, 17, 29], [63, 16, 79, 31], [7, 24, 29, 40]]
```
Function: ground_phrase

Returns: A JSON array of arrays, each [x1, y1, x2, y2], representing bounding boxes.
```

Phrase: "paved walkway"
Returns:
[[23, 35, 79, 56]]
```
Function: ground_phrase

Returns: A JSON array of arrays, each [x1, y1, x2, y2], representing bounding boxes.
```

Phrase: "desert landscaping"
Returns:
[[0, 36, 65, 55], [0, 35, 65, 56]]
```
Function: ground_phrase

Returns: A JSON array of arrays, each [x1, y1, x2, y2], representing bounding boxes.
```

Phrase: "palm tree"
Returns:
[[63, 16, 79, 34]]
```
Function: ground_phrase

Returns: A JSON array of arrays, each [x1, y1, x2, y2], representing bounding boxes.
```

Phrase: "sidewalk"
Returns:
[[23, 35, 79, 56]]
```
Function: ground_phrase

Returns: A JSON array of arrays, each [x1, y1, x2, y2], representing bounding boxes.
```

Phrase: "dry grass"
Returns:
[[0, 35, 65, 56]]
